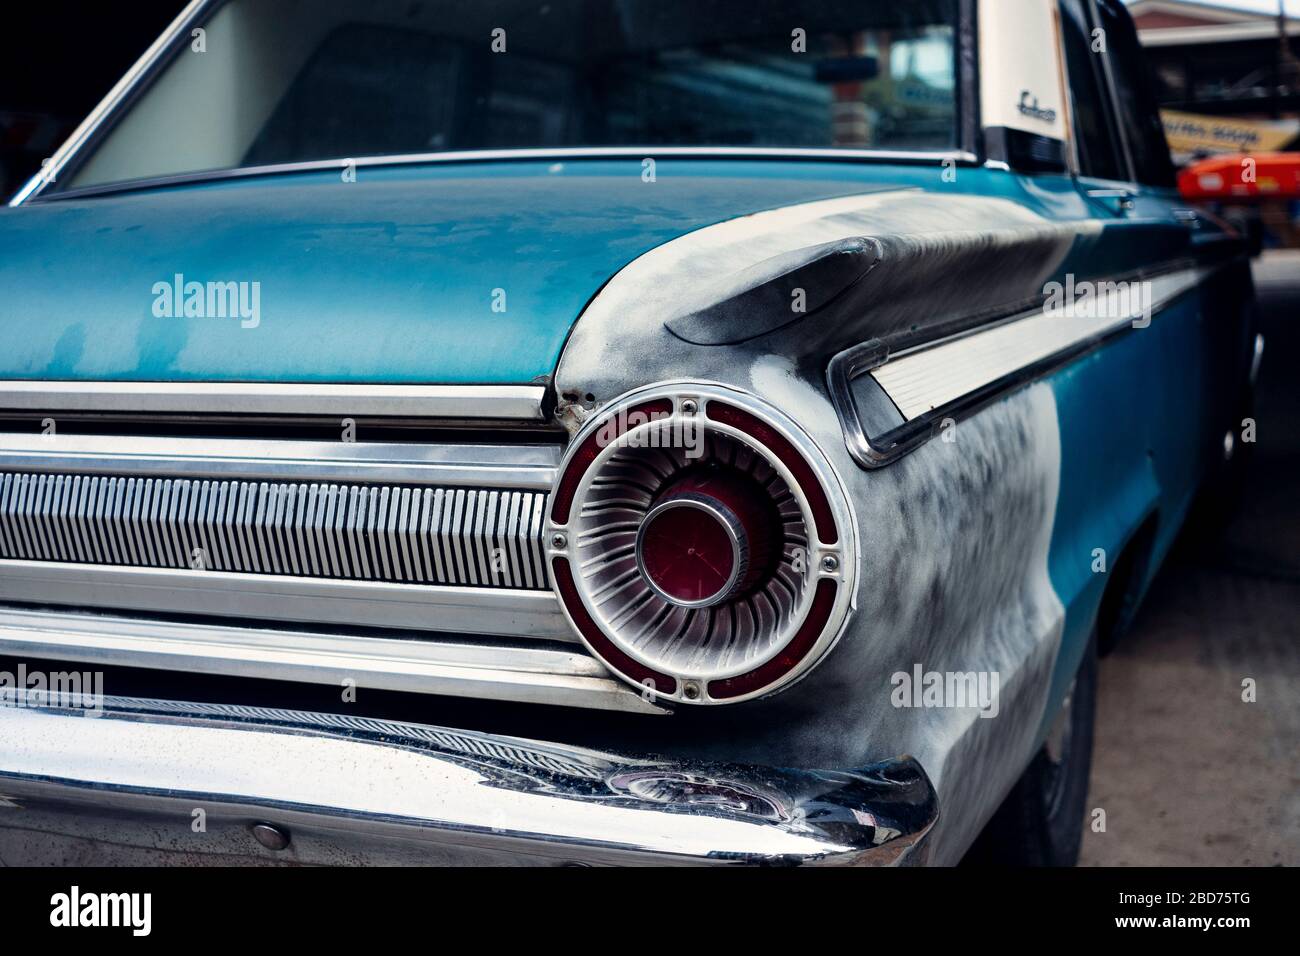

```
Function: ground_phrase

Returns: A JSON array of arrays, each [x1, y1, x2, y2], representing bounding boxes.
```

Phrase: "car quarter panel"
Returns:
[[0, 160, 1249, 866], [0, 0, 1258, 870], [550, 168, 1244, 863]]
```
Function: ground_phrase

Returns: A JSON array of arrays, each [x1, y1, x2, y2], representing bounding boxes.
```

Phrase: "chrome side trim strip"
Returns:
[[871, 267, 1209, 420], [0, 433, 558, 488], [0, 692, 938, 865], [0, 608, 660, 715], [829, 264, 1212, 468], [0, 381, 547, 421], [0, 561, 574, 641]]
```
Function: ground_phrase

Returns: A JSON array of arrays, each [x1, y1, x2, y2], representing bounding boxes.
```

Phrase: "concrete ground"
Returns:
[[1080, 251, 1300, 866]]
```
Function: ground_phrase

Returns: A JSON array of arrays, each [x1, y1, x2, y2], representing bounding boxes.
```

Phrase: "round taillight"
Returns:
[[636, 470, 778, 608], [547, 386, 854, 706]]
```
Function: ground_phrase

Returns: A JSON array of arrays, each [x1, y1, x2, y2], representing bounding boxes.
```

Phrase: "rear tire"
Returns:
[[964, 631, 1098, 866]]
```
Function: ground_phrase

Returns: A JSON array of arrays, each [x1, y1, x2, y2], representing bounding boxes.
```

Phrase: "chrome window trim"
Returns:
[[1087, 0, 1140, 187], [828, 262, 1215, 469], [0, 560, 574, 641], [958, 0, 981, 164], [1055, 0, 1082, 179], [0, 381, 547, 422], [22, 148, 982, 206], [1057, 0, 1130, 185], [0, 606, 664, 715]]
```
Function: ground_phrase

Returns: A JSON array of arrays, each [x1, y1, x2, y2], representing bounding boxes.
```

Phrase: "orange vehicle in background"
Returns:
[[1179, 152, 1300, 201], [1179, 153, 1300, 251]]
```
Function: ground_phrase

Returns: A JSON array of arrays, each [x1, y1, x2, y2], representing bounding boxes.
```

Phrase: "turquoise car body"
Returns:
[[0, 154, 1252, 752], [0, 0, 1260, 867]]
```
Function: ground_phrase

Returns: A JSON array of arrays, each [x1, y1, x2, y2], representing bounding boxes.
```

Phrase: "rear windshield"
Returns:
[[62, 0, 960, 191]]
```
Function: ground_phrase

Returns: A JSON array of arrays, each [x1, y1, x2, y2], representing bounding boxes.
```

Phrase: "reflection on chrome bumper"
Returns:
[[0, 693, 937, 866]]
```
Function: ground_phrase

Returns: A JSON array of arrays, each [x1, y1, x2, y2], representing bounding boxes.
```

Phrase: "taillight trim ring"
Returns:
[[546, 382, 857, 706]]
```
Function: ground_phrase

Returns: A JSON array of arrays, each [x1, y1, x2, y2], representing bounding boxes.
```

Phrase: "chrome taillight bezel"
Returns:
[[546, 383, 856, 706]]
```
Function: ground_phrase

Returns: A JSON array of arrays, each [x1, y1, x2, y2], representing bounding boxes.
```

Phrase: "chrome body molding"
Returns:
[[828, 264, 1214, 468], [0, 381, 548, 421], [0, 692, 937, 865], [0, 561, 573, 640], [870, 266, 1211, 420], [0, 608, 659, 714], [0, 433, 559, 489]]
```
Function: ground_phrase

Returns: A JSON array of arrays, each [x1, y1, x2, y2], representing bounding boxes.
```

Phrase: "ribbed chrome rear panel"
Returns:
[[0, 472, 548, 589], [0, 414, 662, 714]]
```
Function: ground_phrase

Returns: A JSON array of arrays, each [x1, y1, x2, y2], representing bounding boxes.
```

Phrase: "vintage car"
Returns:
[[0, 0, 1259, 866]]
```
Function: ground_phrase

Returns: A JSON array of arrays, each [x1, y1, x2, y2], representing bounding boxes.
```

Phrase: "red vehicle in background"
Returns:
[[1179, 153, 1300, 253], [1180, 152, 1300, 201]]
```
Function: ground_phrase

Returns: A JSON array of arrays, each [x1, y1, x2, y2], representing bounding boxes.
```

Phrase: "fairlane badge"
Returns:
[[1018, 89, 1057, 124]]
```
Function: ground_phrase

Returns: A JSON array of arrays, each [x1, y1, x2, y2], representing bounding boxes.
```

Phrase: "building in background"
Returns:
[[1131, 0, 1300, 246], [1131, 0, 1300, 156]]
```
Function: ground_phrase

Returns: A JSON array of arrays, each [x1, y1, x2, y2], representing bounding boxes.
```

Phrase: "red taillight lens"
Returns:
[[551, 556, 677, 696], [637, 501, 737, 604], [636, 469, 779, 607], [549, 398, 672, 525], [707, 578, 837, 700], [706, 401, 838, 545]]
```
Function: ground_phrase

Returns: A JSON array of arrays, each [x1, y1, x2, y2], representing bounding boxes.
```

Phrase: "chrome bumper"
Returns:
[[0, 693, 937, 866]]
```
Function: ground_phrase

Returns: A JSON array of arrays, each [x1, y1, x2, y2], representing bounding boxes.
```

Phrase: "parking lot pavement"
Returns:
[[1080, 250, 1300, 866]]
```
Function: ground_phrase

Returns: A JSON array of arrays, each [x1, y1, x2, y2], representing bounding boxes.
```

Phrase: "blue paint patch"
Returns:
[[1040, 289, 1210, 735]]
